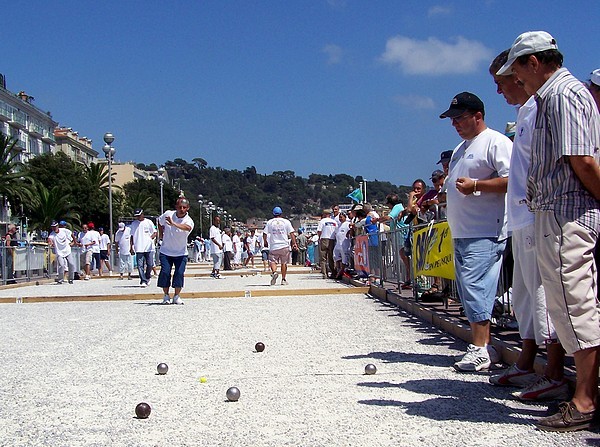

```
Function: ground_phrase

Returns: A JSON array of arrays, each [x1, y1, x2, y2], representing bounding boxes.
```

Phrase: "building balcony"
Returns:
[[0, 104, 10, 122], [28, 122, 45, 138], [41, 132, 55, 144], [8, 113, 27, 129]]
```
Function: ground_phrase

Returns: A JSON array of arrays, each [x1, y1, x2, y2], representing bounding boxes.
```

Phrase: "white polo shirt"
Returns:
[[446, 128, 512, 240]]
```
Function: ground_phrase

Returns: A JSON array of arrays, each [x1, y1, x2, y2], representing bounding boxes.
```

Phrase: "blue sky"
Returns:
[[3, 0, 599, 187]]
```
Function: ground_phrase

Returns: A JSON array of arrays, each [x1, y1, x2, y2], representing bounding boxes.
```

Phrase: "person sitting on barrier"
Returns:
[[404, 179, 426, 224], [418, 170, 446, 221]]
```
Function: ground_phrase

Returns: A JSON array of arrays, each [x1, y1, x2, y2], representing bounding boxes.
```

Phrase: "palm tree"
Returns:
[[27, 183, 80, 232], [84, 162, 120, 196], [0, 134, 33, 211], [124, 191, 159, 217]]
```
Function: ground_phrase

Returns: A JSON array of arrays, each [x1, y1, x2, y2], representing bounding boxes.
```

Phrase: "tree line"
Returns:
[[1, 134, 412, 237]]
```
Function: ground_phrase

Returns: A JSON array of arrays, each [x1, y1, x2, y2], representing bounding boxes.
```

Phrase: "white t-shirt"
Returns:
[[334, 221, 351, 246], [210, 225, 223, 254], [264, 217, 294, 251], [88, 230, 101, 253], [130, 218, 156, 253], [114, 227, 131, 253], [446, 127, 512, 240], [317, 217, 337, 240], [99, 233, 110, 250], [222, 233, 233, 252], [507, 96, 537, 232], [78, 231, 93, 253], [49, 228, 72, 257], [246, 234, 258, 254], [158, 210, 194, 257], [232, 234, 242, 252]]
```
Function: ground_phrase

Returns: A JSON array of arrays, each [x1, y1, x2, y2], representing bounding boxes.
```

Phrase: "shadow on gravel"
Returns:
[[342, 351, 452, 367], [357, 378, 549, 424], [369, 299, 466, 350]]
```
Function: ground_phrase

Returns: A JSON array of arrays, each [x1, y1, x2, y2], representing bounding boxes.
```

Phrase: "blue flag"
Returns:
[[347, 188, 363, 203]]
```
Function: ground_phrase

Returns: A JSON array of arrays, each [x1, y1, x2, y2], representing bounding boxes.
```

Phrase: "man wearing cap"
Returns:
[[157, 198, 194, 305], [263, 206, 297, 286], [87, 222, 102, 277], [488, 49, 567, 403], [77, 223, 94, 280], [497, 31, 600, 431], [48, 220, 76, 284], [222, 228, 234, 271], [437, 150, 452, 176], [209, 215, 223, 278], [317, 209, 337, 279], [439, 92, 512, 372], [114, 222, 133, 280], [589, 70, 600, 305], [98, 227, 111, 275], [129, 209, 157, 287]]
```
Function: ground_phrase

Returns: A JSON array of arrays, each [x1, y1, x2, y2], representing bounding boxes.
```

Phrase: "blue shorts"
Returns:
[[157, 253, 187, 289], [453, 237, 506, 323]]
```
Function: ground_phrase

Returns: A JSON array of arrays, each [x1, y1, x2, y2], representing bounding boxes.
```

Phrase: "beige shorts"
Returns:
[[268, 247, 291, 264], [535, 211, 600, 354], [84, 250, 93, 265]]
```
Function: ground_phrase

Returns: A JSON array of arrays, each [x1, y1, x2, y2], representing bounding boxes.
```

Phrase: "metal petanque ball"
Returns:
[[364, 364, 377, 375], [157, 363, 169, 375], [135, 402, 151, 419], [226, 387, 241, 402], [255, 342, 265, 352]]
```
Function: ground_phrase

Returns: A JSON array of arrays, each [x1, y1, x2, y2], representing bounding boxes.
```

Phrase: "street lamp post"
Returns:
[[197, 194, 204, 237], [217, 207, 223, 229], [157, 167, 166, 215], [206, 201, 215, 225], [102, 132, 116, 270]]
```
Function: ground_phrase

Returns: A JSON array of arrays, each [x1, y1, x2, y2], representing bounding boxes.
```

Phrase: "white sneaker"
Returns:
[[172, 295, 184, 305], [161, 294, 171, 305], [281, 279, 288, 285], [140, 282, 148, 288], [453, 344, 491, 372], [270, 272, 279, 286], [489, 364, 538, 387], [84, 275, 90, 281], [512, 376, 570, 402]]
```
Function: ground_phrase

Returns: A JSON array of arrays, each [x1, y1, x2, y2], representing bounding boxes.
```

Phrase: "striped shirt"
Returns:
[[526, 68, 600, 233]]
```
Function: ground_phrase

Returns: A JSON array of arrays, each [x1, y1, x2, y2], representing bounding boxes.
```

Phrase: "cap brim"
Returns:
[[496, 56, 517, 76], [439, 108, 466, 119]]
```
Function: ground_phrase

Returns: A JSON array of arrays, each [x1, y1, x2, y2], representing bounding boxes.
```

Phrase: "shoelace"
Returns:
[[558, 402, 576, 421]]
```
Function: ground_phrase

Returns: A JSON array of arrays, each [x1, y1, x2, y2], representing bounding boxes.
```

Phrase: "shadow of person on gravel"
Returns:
[[357, 377, 551, 425]]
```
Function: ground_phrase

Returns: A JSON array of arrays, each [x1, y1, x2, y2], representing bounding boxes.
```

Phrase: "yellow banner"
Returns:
[[412, 221, 455, 280]]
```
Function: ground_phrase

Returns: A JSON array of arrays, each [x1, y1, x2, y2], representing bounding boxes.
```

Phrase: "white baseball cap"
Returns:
[[590, 69, 600, 87], [496, 31, 558, 76]]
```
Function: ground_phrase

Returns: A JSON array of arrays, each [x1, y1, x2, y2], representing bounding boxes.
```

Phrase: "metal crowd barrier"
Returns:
[[351, 209, 515, 327], [0, 244, 129, 285]]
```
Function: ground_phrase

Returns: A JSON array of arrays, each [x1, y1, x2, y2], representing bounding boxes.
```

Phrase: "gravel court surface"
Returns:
[[1, 292, 598, 446], [0, 269, 345, 299]]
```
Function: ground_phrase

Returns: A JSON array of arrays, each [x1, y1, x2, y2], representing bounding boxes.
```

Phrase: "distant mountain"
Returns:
[[136, 158, 413, 222]]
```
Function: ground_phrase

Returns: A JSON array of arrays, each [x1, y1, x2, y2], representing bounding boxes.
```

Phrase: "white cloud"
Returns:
[[322, 44, 344, 65], [380, 35, 493, 75], [326, 0, 347, 9], [394, 95, 436, 110], [428, 5, 452, 16]]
